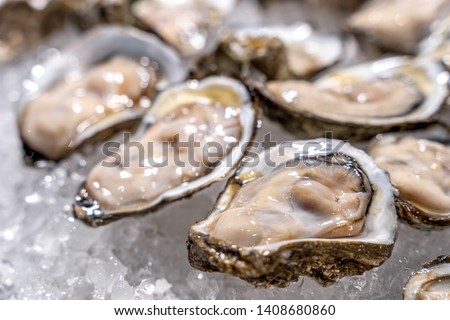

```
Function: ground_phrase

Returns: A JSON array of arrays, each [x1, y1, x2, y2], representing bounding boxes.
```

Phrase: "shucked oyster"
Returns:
[[19, 26, 188, 162], [214, 24, 343, 80], [188, 139, 397, 287], [369, 127, 450, 228], [257, 56, 449, 140], [404, 255, 450, 299], [74, 76, 257, 227], [347, 0, 449, 54], [132, 0, 236, 57]]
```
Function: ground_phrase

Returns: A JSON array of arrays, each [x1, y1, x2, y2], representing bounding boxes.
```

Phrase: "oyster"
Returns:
[[404, 255, 450, 300], [74, 76, 257, 227], [368, 127, 450, 228], [347, 0, 449, 54], [19, 26, 188, 162], [257, 56, 449, 140], [132, 0, 236, 57], [213, 24, 343, 80], [188, 139, 397, 287]]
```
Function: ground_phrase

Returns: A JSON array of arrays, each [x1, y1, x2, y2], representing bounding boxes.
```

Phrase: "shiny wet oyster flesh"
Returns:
[[347, 0, 449, 53], [257, 56, 449, 140], [189, 139, 397, 287], [369, 135, 450, 228], [20, 56, 158, 161], [219, 24, 343, 79], [74, 76, 257, 227], [404, 255, 450, 300], [132, 0, 235, 56]]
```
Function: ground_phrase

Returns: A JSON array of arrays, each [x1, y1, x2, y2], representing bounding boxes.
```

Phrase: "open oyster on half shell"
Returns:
[[368, 126, 450, 228], [74, 76, 257, 227], [347, 0, 449, 54], [257, 56, 449, 140], [188, 139, 397, 287], [404, 255, 450, 300], [211, 23, 344, 80], [18, 26, 188, 163]]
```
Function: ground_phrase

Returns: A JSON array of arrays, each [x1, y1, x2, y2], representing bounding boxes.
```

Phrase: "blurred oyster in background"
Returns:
[[132, 0, 236, 57], [303, 0, 367, 11], [63, 0, 132, 27], [18, 26, 188, 163], [0, 0, 70, 61], [0, 0, 132, 62], [255, 56, 449, 140], [211, 23, 343, 80], [20, 56, 157, 161], [347, 0, 449, 54]]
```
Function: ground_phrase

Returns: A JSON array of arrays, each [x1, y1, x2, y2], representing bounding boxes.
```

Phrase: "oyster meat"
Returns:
[[189, 139, 397, 287], [132, 0, 236, 56], [257, 56, 449, 140], [18, 26, 188, 162], [369, 130, 450, 228], [74, 76, 257, 227], [404, 255, 450, 300], [215, 24, 343, 80], [347, 0, 449, 53]]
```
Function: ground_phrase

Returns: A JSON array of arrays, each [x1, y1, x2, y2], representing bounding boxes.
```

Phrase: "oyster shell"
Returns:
[[368, 126, 450, 228], [132, 0, 236, 57], [74, 76, 258, 227], [18, 26, 188, 162], [256, 56, 449, 140], [404, 255, 450, 300], [212, 23, 343, 80], [347, 0, 449, 54], [188, 139, 397, 287]]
